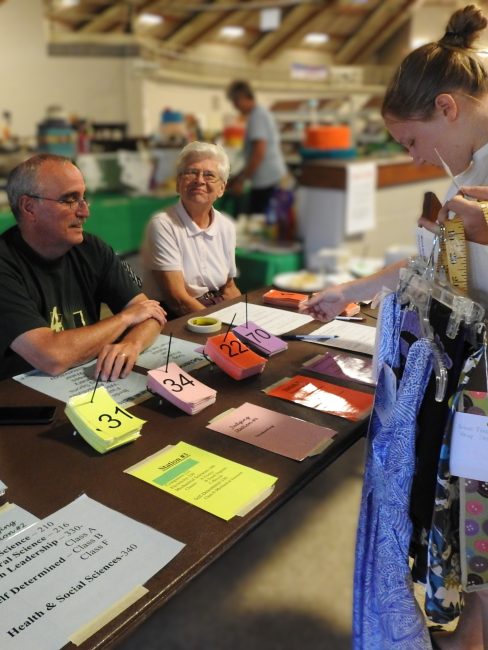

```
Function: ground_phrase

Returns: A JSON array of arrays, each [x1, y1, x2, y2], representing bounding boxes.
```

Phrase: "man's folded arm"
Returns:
[[10, 294, 166, 376]]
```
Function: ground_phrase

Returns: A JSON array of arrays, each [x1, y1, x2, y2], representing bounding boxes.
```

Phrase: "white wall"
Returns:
[[0, 0, 131, 137], [141, 78, 331, 138], [142, 80, 227, 136], [0, 1, 336, 140]]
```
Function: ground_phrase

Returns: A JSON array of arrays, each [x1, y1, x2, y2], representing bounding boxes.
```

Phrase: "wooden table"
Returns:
[[0, 291, 374, 649]]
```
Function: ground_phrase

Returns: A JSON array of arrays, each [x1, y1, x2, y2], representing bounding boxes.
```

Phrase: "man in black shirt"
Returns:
[[0, 153, 166, 380]]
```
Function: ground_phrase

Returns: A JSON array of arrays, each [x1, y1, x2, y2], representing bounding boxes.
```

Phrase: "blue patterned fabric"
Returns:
[[353, 293, 433, 650], [374, 292, 402, 372]]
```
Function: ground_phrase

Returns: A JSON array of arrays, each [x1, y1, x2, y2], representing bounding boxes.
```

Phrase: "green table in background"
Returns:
[[0, 194, 177, 256], [235, 246, 303, 293], [85, 194, 176, 255], [0, 209, 15, 233]]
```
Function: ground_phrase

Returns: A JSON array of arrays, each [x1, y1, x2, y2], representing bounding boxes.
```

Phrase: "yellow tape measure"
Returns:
[[434, 200, 488, 294], [438, 215, 468, 292]]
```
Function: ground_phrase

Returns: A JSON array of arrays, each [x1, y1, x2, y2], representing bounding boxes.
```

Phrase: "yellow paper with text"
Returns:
[[68, 387, 145, 441], [125, 442, 277, 520]]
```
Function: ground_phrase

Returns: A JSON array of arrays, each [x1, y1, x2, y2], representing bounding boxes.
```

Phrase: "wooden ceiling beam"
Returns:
[[335, 0, 427, 64], [163, 0, 233, 47], [78, 2, 127, 33]]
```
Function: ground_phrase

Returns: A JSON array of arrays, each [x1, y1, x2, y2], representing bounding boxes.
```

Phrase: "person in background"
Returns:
[[0, 153, 166, 381], [300, 5, 488, 649], [226, 79, 287, 215], [141, 141, 240, 317]]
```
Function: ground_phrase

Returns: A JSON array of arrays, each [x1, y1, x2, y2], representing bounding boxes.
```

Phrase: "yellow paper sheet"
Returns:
[[67, 387, 146, 442], [125, 442, 277, 521]]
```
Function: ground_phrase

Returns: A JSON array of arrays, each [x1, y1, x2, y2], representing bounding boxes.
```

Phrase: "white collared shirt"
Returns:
[[141, 200, 237, 301]]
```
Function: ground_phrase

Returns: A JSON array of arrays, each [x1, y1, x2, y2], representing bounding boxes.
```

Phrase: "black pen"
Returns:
[[281, 334, 339, 341]]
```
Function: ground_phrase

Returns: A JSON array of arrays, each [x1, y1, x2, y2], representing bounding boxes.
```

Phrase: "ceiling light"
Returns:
[[304, 33, 329, 45], [58, 0, 79, 7], [220, 26, 245, 39], [138, 13, 164, 26], [260, 8, 281, 31]]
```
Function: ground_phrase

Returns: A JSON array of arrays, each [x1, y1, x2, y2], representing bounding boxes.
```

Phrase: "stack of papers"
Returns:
[[302, 351, 375, 386], [263, 289, 308, 309], [233, 320, 288, 356], [265, 375, 374, 422], [147, 362, 216, 414], [125, 441, 277, 520], [65, 387, 146, 453], [207, 402, 336, 461], [204, 332, 267, 380], [0, 495, 185, 650]]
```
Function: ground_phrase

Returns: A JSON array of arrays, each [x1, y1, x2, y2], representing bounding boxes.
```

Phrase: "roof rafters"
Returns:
[[162, 0, 235, 48], [335, 0, 427, 64], [40, 0, 448, 80], [78, 2, 127, 33], [248, 3, 325, 61]]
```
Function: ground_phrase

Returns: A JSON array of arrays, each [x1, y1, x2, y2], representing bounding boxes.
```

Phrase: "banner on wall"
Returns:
[[290, 63, 329, 81]]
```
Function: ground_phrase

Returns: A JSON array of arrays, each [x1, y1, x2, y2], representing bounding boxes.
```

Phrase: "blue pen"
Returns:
[[281, 334, 339, 341]]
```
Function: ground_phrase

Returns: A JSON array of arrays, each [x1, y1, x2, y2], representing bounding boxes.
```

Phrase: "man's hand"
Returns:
[[121, 299, 167, 328], [299, 287, 350, 323], [96, 298, 167, 380], [95, 341, 140, 381]]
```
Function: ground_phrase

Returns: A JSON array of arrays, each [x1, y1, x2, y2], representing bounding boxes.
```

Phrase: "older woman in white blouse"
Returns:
[[141, 142, 241, 317]]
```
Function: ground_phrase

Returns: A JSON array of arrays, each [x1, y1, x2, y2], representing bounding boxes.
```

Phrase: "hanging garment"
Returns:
[[425, 345, 487, 621], [353, 293, 433, 650], [422, 346, 481, 622], [457, 347, 488, 592], [392, 299, 469, 586], [460, 476, 488, 591]]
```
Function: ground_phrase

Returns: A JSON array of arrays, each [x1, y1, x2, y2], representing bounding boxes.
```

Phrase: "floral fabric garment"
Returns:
[[425, 346, 484, 622], [424, 397, 463, 622], [461, 476, 488, 590]]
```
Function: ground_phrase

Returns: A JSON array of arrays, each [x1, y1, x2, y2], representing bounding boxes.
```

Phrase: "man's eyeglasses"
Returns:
[[181, 168, 221, 183], [26, 194, 90, 211]]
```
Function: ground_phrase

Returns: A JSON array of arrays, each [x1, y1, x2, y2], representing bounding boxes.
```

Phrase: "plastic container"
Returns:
[[304, 125, 351, 150]]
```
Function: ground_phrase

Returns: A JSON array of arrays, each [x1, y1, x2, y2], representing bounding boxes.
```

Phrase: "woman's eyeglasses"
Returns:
[[181, 169, 220, 183]]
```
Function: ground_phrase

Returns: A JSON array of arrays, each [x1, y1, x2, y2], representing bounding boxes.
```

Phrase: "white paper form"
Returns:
[[450, 411, 488, 482], [210, 303, 313, 336], [14, 362, 150, 408], [137, 334, 209, 372], [310, 321, 377, 356], [0, 503, 39, 543], [0, 494, 185, 650], [345, 162, 377, 235]]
